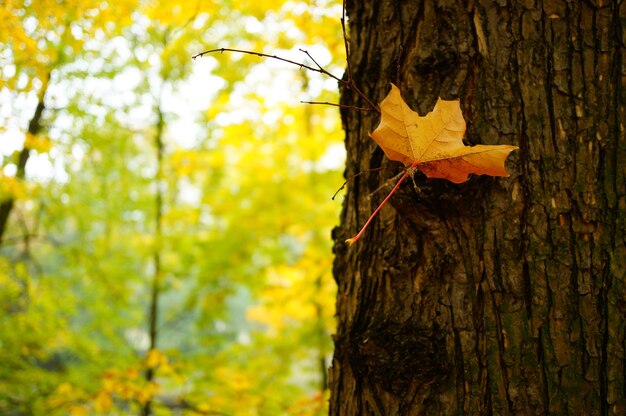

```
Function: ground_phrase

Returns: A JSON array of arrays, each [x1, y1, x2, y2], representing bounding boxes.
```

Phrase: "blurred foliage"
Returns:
[[0, 0, 344, 414]]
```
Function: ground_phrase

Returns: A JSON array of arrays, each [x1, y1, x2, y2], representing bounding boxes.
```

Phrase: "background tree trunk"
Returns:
[[0, 73, 50, 246], [329, 1, 625, 414]]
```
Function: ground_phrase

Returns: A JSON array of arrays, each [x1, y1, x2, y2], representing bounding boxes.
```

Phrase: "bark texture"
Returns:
[[330, 1, 626, 414]]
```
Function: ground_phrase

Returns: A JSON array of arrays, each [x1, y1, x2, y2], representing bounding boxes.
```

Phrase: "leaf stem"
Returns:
[[346, 161, 418, 245]]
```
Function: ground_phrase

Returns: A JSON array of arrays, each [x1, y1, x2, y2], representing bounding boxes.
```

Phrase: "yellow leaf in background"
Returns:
[[215, 366, 251, 391], [0, 174, 27, 201], [195, 402, 213, 413], [56, 382, 74, 395], [93, 391, 113, 412], [69, 405, 88, 416], [24, 133, 52, 153], [46, 382, 89, 413], [136, 382, 159, 405], [246, 261, 333, 334], [125, 368, 140, 379], [101, 370, 118, 391], [146, 348, 167, 369], [288, 391, 326, 414], [246, 304, 283, 331], [206, 92, 230, 120]]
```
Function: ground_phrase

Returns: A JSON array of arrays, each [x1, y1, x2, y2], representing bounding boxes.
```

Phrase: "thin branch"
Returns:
[[300, 101, 374, 112], [193, 48, 326, 75], [299, 49, 332, 76], [339, 1, 380, 113], [192, 5, 381, 113], [193, 47, 380, 114], [0, 71, 51, 247], [346, 79, 379, 114], [332, 166, 404, 200], [341, 0, 353, 84]]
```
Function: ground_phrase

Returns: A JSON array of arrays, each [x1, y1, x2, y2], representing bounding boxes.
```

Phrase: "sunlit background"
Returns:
[[0, 0, 344, 414]]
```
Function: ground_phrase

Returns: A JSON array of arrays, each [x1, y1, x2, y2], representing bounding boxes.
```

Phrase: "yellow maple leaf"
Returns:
[[145, 348, 167, 369], [370, 83, 518, 183], [347, 84, 518, 244], [24, 132, 52, 153]]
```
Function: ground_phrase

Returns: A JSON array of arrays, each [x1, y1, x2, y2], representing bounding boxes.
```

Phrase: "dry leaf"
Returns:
[[347, 83, 518, 245], [370, 83, 518, 183]]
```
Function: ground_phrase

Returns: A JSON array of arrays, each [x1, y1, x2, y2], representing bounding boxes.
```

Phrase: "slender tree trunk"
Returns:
[[142, 105, 165, 416], [330, 1, 625, 414], [0, 73, 50, 246]]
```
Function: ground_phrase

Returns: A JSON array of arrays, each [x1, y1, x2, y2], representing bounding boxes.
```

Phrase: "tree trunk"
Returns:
[[0, 72, 50, 246], [329, 1, 625, 415]]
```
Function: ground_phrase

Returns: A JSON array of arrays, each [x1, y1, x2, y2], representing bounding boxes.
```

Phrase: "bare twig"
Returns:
[[349, 79, 379, 114], [299, 49, 336, 79], [193, 48, 326, 75], [300, 101, 374, 112], [338, 1, 379, 114], [332, 166, 404, 200], [193, 47, 380, 114], [341, 0, 353, 84]]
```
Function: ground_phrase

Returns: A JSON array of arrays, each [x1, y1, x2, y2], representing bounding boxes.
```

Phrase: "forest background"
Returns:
[[0, 0, 344, 414]]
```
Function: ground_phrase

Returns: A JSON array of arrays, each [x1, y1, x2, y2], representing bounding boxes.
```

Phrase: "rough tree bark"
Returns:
[[330, 1, 625, 415]]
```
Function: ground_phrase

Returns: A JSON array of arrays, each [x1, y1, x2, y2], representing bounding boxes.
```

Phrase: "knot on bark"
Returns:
[[349, 321, 450, 395]]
